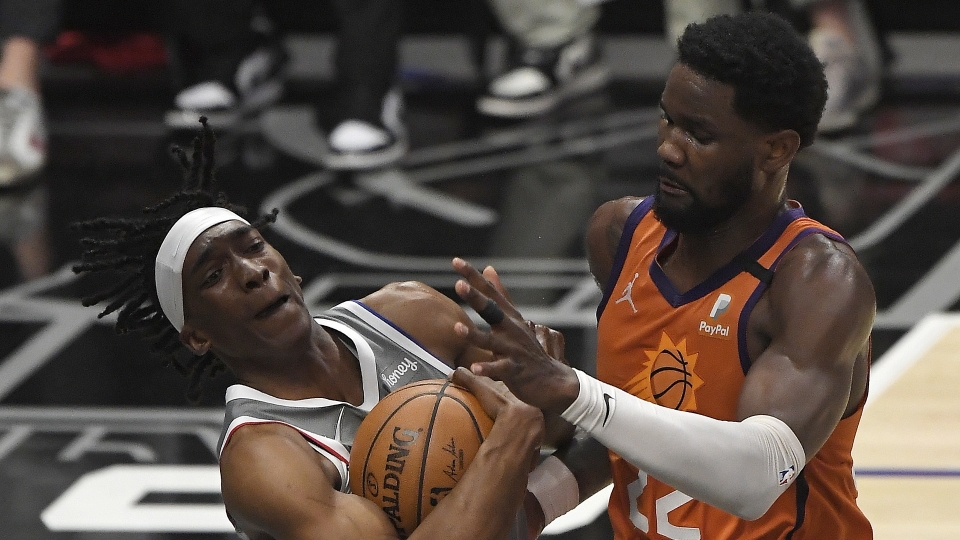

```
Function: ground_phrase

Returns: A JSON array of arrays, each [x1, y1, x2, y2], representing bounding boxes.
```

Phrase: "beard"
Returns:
[[652, 164, 753, 234]]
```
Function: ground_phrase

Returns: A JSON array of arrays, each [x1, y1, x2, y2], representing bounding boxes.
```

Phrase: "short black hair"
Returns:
[[72, 118, 277, 402], [677, 11, 828, 148]]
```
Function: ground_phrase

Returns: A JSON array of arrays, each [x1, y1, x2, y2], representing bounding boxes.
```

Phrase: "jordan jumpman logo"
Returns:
[[615, 273, 640, 313]]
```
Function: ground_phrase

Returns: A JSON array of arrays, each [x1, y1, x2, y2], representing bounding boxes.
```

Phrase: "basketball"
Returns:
[[349, 379, 493, 537]]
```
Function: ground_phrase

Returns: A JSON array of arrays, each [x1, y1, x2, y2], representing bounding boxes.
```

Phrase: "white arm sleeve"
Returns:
[[561, 369, 806, 520]]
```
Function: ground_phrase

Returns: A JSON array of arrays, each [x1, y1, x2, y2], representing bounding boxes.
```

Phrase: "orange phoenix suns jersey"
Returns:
[[595, 198, 872, 540]]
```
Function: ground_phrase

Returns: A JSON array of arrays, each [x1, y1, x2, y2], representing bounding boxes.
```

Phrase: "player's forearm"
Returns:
[[522, 433, 612, 539], [411, 406, 543, 540], [551, 433, 612, 502], [561, 369, 805, 520], [541, 412, 576, 450]]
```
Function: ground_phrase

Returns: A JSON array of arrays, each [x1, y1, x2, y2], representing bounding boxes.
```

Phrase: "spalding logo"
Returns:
[[380, 426, 420, 532]]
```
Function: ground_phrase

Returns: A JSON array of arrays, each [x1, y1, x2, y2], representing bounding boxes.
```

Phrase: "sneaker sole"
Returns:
[[477, 65, 611, 119], [164, 79, 284, 130], [319, 138, 409, 170], [818, 78, 882, 134], [164, 109, 242, 129]]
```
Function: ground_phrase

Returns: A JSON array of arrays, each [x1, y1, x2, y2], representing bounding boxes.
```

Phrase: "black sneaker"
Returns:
[[165, 44, 288, 130], [477, 34, 610, 119], [318, 88, 408, 170]]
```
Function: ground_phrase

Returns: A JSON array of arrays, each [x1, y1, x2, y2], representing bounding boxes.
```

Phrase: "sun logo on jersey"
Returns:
[[622, 333, 704, 410]]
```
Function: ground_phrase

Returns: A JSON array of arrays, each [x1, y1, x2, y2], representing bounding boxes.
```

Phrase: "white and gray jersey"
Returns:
[[217, 300, 454, 492]]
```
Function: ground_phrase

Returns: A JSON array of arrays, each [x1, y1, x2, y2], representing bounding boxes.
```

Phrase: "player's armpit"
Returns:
[[219, 423, 398, 540]]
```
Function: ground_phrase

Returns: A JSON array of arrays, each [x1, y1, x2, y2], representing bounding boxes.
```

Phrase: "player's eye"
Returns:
[[202, 268, 222, 287]]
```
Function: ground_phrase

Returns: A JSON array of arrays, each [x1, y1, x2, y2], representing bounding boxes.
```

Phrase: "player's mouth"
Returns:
[[658, 176, 690, 196], [657, 165, 691, 196], [255, 294, 290, 319]]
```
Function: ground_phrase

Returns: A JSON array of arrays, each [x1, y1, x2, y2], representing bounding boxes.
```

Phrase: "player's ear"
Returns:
[[180, 326, 211, 356], [759, 129, 800, 174]]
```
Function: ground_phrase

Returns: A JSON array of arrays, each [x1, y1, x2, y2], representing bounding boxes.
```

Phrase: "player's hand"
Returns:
[[458, 258, 568, 364], [450, 367, 537, 424], [530, 321, 568, 366], [451, 257, 580, 414]]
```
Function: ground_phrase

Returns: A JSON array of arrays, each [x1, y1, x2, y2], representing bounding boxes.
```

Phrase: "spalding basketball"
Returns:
[[349, 379, 493, 537]]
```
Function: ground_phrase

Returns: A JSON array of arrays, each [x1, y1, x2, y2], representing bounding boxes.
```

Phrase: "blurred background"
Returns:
[[1, 0, 959, 538]]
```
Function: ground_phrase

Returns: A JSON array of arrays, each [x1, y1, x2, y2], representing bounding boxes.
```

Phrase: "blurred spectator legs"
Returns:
[[0, 0, 60, 186], [0, 0, 57, 283], [165, 0, 287, 129], [804, 0, 883, 133], [321, 0, 406, 170], [664, 0, 884, 133]]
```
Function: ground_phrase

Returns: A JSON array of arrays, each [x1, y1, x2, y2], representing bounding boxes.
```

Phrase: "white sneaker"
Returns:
[[477, 34, 610, 119], [0, 87, 47, 188], [320, 88, 408, 170], [810, 2, 883, 134], [165, 45, 287, 129]]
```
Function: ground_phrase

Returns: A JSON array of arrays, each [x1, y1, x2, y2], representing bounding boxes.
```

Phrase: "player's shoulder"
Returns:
[[360, 281, 468, 356], [587, 196, 646, 286], [361, 281, 461, 325], [587, 196, 646, 248], [589, 196, 645, 229], [221, 422, 311, 466], [363, 281, 448, 308], [780, 233, 868, 278], [771, 232, 876, 309]]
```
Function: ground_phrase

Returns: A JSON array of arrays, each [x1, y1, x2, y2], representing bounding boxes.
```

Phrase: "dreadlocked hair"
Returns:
[[72, 117, 278, 403]]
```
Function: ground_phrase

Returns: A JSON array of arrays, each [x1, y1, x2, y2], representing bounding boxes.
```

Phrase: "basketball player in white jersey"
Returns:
[[73, 119, 583, 540]]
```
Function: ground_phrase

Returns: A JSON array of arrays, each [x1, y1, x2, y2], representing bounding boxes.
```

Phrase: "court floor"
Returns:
[[1, 29, 960, 539], [854, 313, 960, 540]]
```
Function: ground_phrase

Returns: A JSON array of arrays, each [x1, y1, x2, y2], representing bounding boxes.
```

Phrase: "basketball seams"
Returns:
[[356, 391, 438, 499], [439, 395, 488, 441], [415, 381, 450, 527]]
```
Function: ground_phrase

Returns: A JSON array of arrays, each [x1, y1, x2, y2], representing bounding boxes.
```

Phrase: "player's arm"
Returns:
[[221, 370, 545, 540], [366, 280, 575, 449], [521, 432, 614, 538], [220, 423, 400, 540], [453, 237, 875, 520], [556, 236, 875, 519], [738, 235, 875, 455], [417, 368, 545, 540]]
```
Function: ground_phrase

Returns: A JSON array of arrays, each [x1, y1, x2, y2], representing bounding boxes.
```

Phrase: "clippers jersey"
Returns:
[[217, 300, 453, 491], [596, 198, 871, 540]]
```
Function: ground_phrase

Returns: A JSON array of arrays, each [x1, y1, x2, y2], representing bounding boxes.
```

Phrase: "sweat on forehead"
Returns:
[[154, 207, 250, 332]]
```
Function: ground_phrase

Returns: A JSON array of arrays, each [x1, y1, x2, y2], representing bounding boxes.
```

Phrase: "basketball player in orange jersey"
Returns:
[[72, 119, 570, 540], [452, 11, 876, 540]]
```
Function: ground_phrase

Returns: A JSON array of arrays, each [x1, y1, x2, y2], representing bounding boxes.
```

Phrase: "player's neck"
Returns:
[[666, 200, 784, 289], [234, 323, 363, 404]]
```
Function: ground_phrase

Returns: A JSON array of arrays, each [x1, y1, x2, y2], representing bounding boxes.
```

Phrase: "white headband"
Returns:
[[155, 207, 249, 332]]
